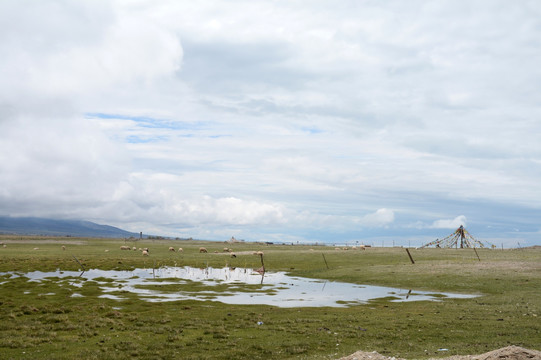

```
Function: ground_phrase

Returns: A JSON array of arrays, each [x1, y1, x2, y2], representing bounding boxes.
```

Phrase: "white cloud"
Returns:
[[357, 209, 395, 227], [0, 0, 182, 99], [430, 215, 467, 229]]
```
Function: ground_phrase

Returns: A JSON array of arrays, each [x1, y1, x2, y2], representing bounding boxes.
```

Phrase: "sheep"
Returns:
[[199, 247, 208, 253], [61, 245, 66, 251], [256, 251, 264, 256], [223, 247, 229, 252], [132, 246, 137, 251], [230, 252, 237, 258], [168, 247, 175, 252], [359, 245, 366, 250], [104, 249, 109, 252], [142, 250, 149, 256], [143, 248, 149, 253], [178, 247, 183, 252], [120, 245, 131, 250]]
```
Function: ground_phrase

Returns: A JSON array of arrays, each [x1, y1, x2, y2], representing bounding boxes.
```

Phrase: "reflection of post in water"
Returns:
[[406, 289, 412, 299]]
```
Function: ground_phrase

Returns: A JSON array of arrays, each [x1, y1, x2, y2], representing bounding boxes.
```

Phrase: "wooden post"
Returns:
[[322, 253, 329, 269], [72, 255, 86, 271], [405, 248, 415, 264], [473, 247, 481, 261]]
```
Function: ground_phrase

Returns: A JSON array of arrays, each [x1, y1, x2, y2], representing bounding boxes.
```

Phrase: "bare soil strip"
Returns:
[[339, 346, 541, 360]]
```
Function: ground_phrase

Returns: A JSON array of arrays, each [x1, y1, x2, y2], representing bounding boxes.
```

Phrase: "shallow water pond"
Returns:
[[1, 266, 477, 307]]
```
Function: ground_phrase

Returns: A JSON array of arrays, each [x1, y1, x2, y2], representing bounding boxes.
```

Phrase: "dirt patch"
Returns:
[[339, 346, 541, 360], [0, 239, 87, 245]]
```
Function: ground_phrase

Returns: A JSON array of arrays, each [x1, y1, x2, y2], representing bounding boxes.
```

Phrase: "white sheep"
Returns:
[[168, 247, 175, 252], [61, 245, 66, 251], [120, 245, 130, 250], [199, 247, 208, 253], [142, 250, 149, 256], [178, 247, 183, 252]]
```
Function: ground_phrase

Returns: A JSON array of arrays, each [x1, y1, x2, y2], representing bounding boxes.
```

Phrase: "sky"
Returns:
[[1, 0, 541, 247]]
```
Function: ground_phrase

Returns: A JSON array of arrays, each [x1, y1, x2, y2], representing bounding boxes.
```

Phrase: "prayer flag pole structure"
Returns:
[[420, 225, 492, 249]]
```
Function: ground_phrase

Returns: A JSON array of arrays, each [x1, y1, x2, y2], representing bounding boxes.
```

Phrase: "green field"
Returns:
[[0, 236, 540, 359]]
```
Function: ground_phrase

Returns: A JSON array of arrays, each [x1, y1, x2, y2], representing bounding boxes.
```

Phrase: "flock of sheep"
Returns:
[[1, 241, 368, 256], [116, 245, 252, 258]]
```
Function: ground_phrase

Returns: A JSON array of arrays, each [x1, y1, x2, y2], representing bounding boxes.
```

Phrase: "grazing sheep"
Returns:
[[223, 247, 229, 252], [104, 249, 109, 252], [120, 245, 131, 250], [199, 247, 208, 253], [61, 245, 66, 251], [143, 248, 149, 253], [343, 247, 349, 250], [178, 248, 183, 252], [2, 244, 6, 248], [359, 245, 366, 250], [132, 246, 137, 251], [256, 251, 264, 256], [230, 252, 237, 258], [168, 247, 175, 252], [142, 250, 149, 256], [33, 247, 39, 250], [335, 247, 341, 251]]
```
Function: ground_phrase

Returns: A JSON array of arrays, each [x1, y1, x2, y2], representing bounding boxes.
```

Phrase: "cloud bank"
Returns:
[[1, 0, 541, 247]]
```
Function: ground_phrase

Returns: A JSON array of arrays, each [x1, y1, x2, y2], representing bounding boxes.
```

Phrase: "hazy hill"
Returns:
[[0, 216, 139, 238]]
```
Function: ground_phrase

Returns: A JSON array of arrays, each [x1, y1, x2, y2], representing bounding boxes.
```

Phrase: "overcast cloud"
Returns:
[[1, 0, 540, 247]]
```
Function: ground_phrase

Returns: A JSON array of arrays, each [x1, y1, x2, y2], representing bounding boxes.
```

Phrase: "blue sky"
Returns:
[[1, 0, 540, 247]]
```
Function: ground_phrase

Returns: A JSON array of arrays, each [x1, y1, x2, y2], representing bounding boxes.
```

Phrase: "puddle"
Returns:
[[0, 267, 477, 308]]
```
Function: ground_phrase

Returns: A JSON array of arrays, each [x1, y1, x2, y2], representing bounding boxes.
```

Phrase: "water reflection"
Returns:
[[1, 267, 477, 308]]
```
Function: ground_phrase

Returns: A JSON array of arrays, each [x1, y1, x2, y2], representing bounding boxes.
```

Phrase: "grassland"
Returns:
[[0, 235, 540, 359]]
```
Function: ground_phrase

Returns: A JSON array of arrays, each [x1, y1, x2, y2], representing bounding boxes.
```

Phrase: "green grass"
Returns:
[[0, 236, 540, 359]]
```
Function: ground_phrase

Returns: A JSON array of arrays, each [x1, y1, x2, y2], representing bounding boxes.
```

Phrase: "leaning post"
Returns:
[[405, 248, 415, 264]]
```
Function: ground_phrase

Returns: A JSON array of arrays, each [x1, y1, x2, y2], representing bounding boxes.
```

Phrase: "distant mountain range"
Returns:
[[0, 216, 139, 238]]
